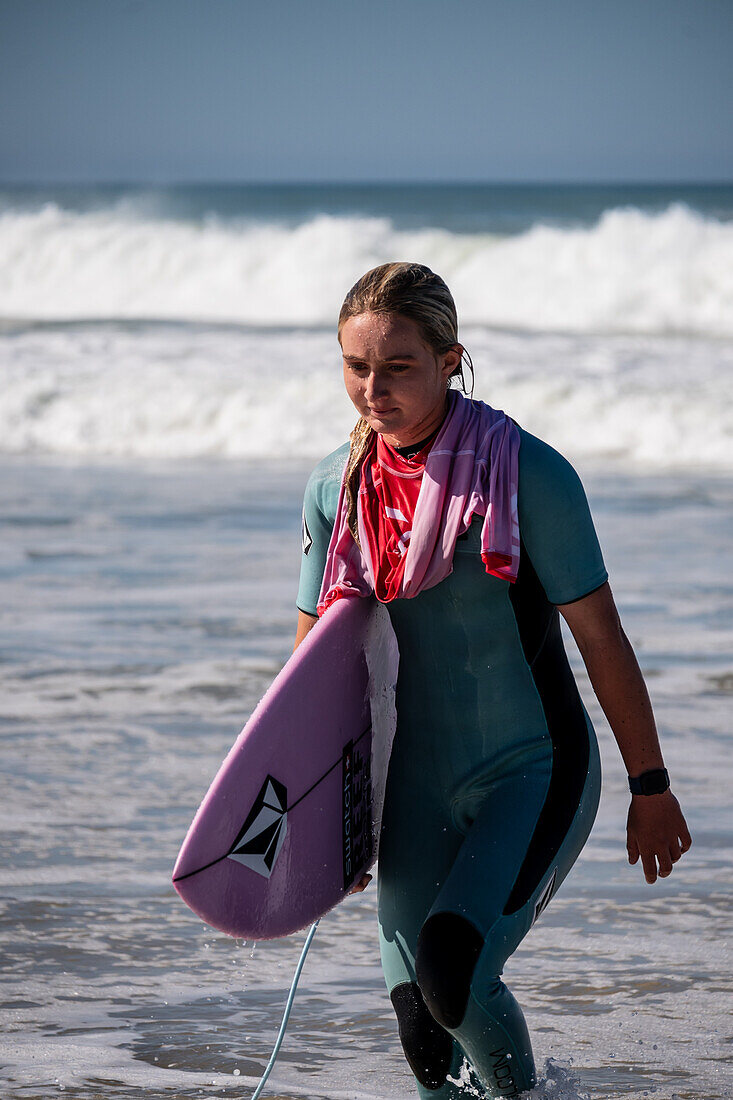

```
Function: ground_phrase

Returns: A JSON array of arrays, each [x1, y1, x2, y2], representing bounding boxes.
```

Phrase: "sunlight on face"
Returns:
[[340, 312, 461, 448]]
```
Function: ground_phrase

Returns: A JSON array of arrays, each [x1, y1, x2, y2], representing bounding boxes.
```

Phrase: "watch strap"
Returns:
[[628, 768, 670, 796]]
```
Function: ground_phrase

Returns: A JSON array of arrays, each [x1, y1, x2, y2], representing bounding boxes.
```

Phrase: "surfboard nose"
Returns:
[[172, 773, 289, 884], [172, 821, 228, 884]]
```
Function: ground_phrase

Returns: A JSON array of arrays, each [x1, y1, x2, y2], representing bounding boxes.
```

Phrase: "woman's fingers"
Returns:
[[626, 790, 692, 883], [641, 850, 658, 884], [635, 836, 682, 882], [627, 833, 640, 864], [657, 850, 673, 878], [638, 841, 683, 882], [347, 873, 372, 895]]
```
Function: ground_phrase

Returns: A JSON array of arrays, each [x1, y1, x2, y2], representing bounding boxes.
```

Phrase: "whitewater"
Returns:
[[0, 191, 732, 470], [1, 197, 732, 334]]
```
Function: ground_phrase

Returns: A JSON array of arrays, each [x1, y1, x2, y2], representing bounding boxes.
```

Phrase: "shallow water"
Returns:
[[1, 457, 731, 1100]]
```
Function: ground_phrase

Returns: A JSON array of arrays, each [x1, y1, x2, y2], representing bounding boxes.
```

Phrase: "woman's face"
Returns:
[[340, 312, 462, 448]]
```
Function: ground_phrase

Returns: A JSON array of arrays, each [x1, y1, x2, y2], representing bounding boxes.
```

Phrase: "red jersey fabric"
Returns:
[[359, 431, 437, 603]]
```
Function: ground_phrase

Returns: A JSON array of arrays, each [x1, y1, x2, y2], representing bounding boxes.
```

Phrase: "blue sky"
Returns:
[[1, 0, 732, 183]]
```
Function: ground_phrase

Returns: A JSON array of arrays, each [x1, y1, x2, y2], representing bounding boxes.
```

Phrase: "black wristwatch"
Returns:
[[628, 768, 670, 796]]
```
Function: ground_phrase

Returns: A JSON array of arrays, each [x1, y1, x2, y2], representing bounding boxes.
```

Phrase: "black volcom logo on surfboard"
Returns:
[[342, 738, 372, 890], [228, 775, 287, 879]]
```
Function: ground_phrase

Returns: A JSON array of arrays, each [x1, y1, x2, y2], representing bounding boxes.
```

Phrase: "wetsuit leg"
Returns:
[[417, 722, 601, 1098], [378, 784, 485, 1097], [379, 718, 600, 1099]]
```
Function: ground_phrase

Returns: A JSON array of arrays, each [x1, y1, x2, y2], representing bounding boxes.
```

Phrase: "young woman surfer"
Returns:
[[294, 262, 691, 1099]]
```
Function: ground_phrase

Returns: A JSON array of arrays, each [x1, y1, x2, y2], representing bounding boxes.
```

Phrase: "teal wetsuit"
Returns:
[[297, 427, 607, 1099]]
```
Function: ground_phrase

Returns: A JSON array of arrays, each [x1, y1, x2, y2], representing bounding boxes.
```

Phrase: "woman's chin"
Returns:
[[367, 414, 402, 435]]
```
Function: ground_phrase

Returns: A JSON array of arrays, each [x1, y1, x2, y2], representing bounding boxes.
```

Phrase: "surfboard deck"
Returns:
[[172, 597, 398, 939]]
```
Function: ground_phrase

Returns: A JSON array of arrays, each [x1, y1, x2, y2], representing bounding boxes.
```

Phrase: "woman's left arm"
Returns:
[[557, 581, 692, 884]]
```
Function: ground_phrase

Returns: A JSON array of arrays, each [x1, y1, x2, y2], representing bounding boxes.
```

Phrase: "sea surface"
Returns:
[[1, 183, 731, 1099]]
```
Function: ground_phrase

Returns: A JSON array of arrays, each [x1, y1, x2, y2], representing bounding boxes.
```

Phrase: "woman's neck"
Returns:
[[380, 394, 450, 450], [391, 428, 440, 459]]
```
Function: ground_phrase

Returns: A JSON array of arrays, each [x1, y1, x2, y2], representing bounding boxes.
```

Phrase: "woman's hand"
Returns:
[[347, 873, 372, 895], [627, 789, 692, 884]]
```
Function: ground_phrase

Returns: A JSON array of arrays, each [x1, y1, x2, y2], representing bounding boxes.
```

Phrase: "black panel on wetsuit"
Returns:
[[390, 981, 454, 1090], [416, 912, 485, 1030], [503, 538, 591, 915]]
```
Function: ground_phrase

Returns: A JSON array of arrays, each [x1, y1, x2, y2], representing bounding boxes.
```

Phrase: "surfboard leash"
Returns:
[[249, 918, 320, 1100]]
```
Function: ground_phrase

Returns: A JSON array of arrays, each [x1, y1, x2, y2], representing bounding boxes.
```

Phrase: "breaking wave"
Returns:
[[1, 200, 732, 336]]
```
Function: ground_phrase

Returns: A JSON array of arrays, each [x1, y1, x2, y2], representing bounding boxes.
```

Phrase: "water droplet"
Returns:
[[233, 1069, 240, 1076]]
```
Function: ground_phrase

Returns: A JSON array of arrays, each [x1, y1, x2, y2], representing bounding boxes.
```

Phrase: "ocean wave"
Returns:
[[0, 202, 731, 336], [1, 324, 731, 470]]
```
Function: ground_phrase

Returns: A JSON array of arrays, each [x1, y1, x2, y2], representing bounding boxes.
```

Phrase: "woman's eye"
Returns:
[[344, 360, 410, 373]]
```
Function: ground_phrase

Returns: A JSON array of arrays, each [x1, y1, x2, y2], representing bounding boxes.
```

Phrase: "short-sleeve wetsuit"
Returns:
[[297, 426, 608, 1099]]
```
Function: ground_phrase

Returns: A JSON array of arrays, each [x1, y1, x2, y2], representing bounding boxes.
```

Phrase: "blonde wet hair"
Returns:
[[337, 262, 473, 542]]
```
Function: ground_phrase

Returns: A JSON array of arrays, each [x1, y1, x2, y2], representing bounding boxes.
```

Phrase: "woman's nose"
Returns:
[[364, 370, 389, 402]]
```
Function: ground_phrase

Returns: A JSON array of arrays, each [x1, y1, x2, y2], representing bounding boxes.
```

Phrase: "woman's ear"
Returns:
[[442, 344, 464, 381]]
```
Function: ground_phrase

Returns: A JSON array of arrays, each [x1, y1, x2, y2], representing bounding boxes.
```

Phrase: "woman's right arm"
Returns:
[[294, 444, 349, 651], [293, 610, 318, 651]]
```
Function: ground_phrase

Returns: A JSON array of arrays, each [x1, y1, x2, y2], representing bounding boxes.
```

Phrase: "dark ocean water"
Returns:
[[2, 180, 733, 232]]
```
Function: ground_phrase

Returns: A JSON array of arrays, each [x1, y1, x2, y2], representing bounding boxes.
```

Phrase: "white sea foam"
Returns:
[[1, 201, 732, 336], [1, 323, 731, 469]]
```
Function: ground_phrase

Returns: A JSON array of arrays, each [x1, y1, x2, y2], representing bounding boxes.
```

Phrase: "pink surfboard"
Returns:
[[172, 598, 398, 940]]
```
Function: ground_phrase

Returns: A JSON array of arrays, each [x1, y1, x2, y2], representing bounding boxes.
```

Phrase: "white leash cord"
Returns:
[[250, 919, 320, 1100]]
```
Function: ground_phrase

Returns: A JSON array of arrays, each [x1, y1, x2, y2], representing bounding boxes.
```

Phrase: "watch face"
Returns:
[[643, 770, 669, 794]]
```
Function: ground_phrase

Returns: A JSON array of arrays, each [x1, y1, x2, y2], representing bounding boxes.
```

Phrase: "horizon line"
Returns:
[[2, 177, 733, 189]]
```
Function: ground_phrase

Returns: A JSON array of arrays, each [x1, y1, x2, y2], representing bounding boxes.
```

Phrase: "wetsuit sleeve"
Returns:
[[517, 429, 608, 605], [296, 445, 348, 615]]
